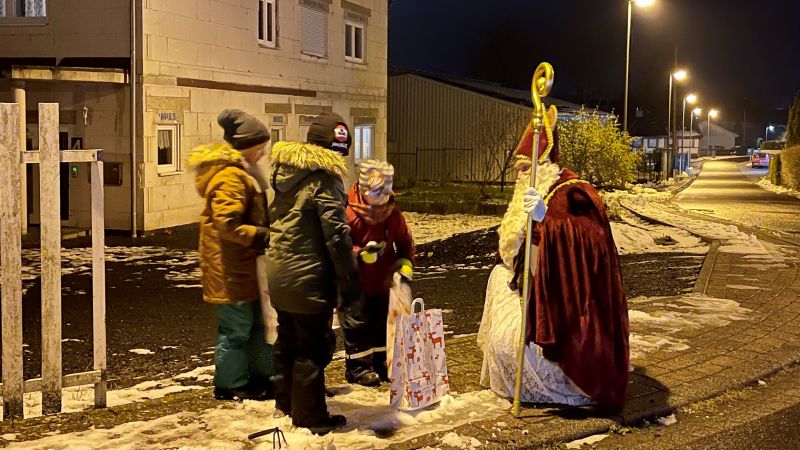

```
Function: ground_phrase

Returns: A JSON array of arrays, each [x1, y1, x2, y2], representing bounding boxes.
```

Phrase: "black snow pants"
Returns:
[[272, 310, 336, 427], [344, 291, 391, 379]]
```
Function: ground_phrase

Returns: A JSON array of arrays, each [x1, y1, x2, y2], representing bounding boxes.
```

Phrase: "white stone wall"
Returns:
[[0, 0, 130, 60], [140, 0, 388, 230]]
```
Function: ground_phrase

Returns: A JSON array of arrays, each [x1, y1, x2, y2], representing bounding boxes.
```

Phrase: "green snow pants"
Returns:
[[214, 301, 274, 390]]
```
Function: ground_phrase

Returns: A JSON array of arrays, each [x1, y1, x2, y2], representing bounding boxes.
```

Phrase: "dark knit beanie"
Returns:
[[217, 109, 271, 150], [307, 111, 352, 156]]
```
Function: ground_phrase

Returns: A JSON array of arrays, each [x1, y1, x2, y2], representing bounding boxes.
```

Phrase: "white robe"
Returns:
[[477, 165, 592, 406]]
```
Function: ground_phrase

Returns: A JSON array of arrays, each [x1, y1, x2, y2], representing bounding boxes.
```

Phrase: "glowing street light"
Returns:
[[667, 69, 688, 156], [679, 93, 699, 172], [708, 108, 720, 155], [689, 107, 702, 158], [623, 0, 656, 131], [765, 124, 776, 141]]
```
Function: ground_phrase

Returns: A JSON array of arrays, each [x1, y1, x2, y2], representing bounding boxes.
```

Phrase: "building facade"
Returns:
[[698, 120, 739, 152], [388, 72, 593, 183], [0, 0, 387, 231]]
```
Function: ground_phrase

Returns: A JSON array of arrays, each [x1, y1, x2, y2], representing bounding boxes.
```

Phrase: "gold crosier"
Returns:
[[511, 62, 555, 418]]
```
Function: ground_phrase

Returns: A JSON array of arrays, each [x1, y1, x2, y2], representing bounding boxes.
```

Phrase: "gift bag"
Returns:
[[390, 298, 450, 411], [256, 255, 279, 345], [386, 272, 413, 378]]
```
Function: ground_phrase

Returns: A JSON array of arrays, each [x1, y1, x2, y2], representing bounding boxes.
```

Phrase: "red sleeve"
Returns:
[[345, 205, 362, 256], [388, 208, 415, 262]]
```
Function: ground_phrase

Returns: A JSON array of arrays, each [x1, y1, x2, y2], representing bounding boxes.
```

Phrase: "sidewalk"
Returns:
[[4, 202, 800, 449]]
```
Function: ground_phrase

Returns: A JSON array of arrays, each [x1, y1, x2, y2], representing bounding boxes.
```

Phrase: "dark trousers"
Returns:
[[344, 291, 390, 378], [273, 310, 335, 427]]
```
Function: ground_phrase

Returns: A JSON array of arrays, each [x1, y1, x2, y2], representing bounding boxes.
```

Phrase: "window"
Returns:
[[1, 0, 46, 17], [156, 124, 179, 174], [345, 21, 365, 63], [300, 4, 327, 57], [257, 0, 277, 48], [354, 124, 373, 161], [299, 115, 315, 141]]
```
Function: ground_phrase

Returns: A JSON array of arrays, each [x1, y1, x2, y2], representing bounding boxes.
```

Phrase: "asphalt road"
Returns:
[[675, 158, 800, 236]]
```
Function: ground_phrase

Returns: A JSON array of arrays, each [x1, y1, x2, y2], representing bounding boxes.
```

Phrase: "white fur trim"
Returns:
[[497, 162, 561, 267]]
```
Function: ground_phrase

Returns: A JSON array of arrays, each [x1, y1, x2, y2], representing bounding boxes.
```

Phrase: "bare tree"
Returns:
[[471, 107, 530, 197]]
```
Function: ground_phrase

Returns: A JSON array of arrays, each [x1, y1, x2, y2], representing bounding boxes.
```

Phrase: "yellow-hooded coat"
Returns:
[[189, 142, 268, 304]]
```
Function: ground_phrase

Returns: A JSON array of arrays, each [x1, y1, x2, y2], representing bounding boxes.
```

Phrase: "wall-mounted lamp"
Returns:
[[82, 106, 89, 126]]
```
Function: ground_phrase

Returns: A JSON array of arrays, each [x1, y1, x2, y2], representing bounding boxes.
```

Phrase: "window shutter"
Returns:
[[300, 5, 327, 57]]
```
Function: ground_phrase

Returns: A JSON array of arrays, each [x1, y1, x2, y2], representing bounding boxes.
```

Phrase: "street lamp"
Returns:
[[766, 125, 775, 141], [623, 0, 656, 131], [690, 107, 702, 158], [667, 70, 688, 168], [679, 94, 698, 173], [708, 108, 719, 156]]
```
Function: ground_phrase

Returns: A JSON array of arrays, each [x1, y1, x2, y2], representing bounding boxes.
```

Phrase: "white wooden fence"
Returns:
[[0, 103, 106, 419]]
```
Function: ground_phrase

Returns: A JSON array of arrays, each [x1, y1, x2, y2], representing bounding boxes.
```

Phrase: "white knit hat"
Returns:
[[358, 160, 394, 205]]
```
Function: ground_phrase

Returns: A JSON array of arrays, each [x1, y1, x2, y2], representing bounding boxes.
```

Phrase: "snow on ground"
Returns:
[[757, 177, 800, 200], [628, 294, 751, 361], [566, 433, 610, 448], [405, 213, 500, 245], [620, 197, 776, 255], [8, 388, 510, 450], [611, 211, 708, 255], [0, 366, 209, 419]]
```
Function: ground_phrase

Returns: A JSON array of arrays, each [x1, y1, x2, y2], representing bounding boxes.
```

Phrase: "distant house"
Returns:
[[699, 121, 739, 152], [633, 131, 701, 156], [388, 70, 605, 183]]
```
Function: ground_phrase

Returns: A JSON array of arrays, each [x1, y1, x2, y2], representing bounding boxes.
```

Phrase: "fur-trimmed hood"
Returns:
[[270, 141, 349, 193], [188, 142, 245, 197]]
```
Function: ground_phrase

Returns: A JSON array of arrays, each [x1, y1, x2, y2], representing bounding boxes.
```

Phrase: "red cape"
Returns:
[[525, 169, 630, 411]]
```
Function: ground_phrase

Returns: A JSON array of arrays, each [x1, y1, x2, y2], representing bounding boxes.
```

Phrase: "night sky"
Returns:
[[389, 0, 800, 144]]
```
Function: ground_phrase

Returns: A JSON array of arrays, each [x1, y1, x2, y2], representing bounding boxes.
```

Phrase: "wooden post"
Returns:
[[39, 104, 63, 415], [0, 103, 24, 419], [91, 159, 107, 407], [12, 83, 27, 234]]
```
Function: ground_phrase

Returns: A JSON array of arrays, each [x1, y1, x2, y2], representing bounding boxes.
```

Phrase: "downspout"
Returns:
[[130, 0, 138, 237]]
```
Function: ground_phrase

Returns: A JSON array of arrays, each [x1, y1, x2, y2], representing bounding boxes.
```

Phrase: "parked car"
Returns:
[[751, 152, 770, 168]]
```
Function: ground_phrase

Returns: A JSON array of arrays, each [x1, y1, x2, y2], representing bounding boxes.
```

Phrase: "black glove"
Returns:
[[251, 227, 269, 252]]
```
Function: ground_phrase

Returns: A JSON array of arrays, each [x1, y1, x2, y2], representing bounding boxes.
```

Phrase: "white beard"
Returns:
[[497, 161, 561, 268]]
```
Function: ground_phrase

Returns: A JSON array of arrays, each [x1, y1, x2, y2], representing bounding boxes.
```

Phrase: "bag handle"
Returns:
[[411, 298, 425, 314]]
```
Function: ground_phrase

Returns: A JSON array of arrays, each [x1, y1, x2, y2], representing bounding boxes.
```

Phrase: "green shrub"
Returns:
[[558, 109, 640, 189], [780, 146, 800, 190], [769, 154, 782, 186]]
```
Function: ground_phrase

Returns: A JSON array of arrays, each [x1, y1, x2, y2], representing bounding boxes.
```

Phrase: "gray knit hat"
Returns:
[[217, 109, 271, 150]]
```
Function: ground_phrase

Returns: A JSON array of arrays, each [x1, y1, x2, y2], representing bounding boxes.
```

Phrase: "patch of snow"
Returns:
[[758, 380, 767, 387], [566, 433, 609, 448], [726, 284, 760, 290], [757, 177, 800, 200], [656, 414, 677, 426], [629, 294, 751, 360], [404, 213, 499, 245], [441, 432, 482, 449], [128, 348, 154, 355], [1, 434, 16, 441], [9, 388, 510, 450], [611, 212, 708, 255]]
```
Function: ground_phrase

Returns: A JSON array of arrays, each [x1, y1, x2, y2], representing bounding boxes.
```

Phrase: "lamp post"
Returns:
[[668, 70, 687, 176], [623, 0, 655, 131], [765, 125, 775, 141], [690, 107, 702, 159], [680, 93, 698, 173], [708, 108, 719, 156]]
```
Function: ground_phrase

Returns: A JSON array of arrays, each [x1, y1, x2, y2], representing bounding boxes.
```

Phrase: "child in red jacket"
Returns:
[[344, 160, 415, 386]]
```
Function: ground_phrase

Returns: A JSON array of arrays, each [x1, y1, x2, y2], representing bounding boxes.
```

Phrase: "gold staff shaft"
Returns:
[[512, 62, 554, 418]]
